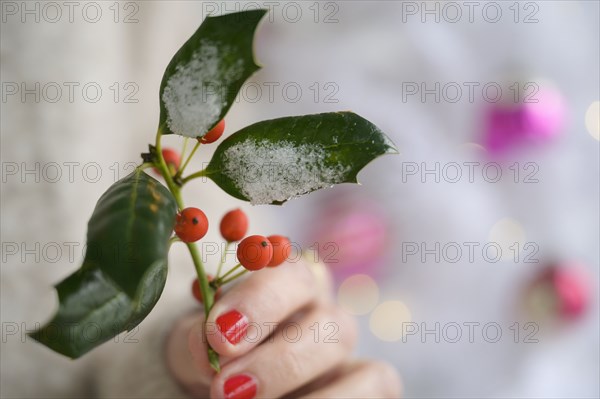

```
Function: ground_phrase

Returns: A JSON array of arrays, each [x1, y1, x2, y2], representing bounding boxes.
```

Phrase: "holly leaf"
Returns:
[[158, 9, 267, 138], [30, 170, 177, 358], [205, 112, 397, 205]]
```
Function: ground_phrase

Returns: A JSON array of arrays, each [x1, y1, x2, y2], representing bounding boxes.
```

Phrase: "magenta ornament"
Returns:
[[483, 83, 566, 156], [310, 199, 388, 279]]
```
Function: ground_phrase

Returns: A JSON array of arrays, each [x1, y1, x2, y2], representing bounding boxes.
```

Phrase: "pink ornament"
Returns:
[[553, 266, 589, 318], [483, 105, 524, 154], [310, 198, 388, 279], [482, 82, 566, 155], [522, 85, 566, 141], [525, 264, 590, 320]]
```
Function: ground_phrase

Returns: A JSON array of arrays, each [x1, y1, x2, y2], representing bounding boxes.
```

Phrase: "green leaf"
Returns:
[[158, 9, 267, 138], [30, 170, 177, 358], [205, 112, 397, 205]]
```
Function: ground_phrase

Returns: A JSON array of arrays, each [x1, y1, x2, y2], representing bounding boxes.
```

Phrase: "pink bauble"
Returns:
[[526, 264, 590, 320], [522, 85, 566, 141], [482, 82, 566, 155], [483, 105, 523, 154], [311, 200, 388, 278], [553, 266, 589, 318]]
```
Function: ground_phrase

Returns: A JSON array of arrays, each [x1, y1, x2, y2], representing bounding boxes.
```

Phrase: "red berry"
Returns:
[[220, 209, 249, 242], [267, 235, 291, 267], [163, 148, 181, 172], [237, 235, 273, 271], [153, 148, 180, 175], [174, 207, 209, 242], [191, 275, 221, 304], [199, 119, 225, 144]]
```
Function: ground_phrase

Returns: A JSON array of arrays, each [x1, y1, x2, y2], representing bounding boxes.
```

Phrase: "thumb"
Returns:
[[165, 312, 213, 396]]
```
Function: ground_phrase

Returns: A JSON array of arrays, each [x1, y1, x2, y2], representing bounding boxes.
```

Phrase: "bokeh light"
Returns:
[[337, 274, 380, 315], [369, 301, 412, 342], [585, 101, 600, 141], [488, 218, 526, 262]]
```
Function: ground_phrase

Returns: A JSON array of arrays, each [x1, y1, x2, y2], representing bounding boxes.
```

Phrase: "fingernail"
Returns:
[[224, 374, 257, 399], [216, 310, 248, 345]]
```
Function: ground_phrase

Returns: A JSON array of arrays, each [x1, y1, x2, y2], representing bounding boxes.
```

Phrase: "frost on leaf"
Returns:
[[162, 40, 243, 138], [221, 139, 350, 205]]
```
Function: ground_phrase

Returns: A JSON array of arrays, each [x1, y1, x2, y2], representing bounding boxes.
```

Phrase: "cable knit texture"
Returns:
[[90, 291, 194, 399]]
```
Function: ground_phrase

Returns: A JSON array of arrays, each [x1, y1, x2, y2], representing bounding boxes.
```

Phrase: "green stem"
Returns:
[[155, 130, 184, 210], [181, 168, 209, 185], [214, 263, 242, 285], [138, 162, 154, 171], [215, 242, 231, 279], [217, 269, 248, 286], [168, 236, 180, 248], [155, 128, 220, 373], [187, 242, 215, 310], [176, 141, 201, 179], [181, 137, 189, 159], [188, 241, 220, 373]]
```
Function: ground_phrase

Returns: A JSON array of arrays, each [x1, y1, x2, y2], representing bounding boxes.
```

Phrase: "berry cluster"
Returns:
[[155, 121, 291, 305], [177, 208, 291, 303]]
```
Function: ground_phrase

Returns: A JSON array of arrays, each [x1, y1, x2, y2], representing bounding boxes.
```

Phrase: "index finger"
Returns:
[[193, 257, 332, 359]]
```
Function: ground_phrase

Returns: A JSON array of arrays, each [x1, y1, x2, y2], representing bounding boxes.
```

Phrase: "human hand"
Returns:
[[166, 259, 401, 398]]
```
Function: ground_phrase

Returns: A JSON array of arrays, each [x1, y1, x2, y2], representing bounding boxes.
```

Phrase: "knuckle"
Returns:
[[294, 260, 321, 290], [247, 262, 317, 314], [323, 305, 358, 351], [298, 257, 334, 298], [278, 344, 307, 382], [257, 278, 283, 310]]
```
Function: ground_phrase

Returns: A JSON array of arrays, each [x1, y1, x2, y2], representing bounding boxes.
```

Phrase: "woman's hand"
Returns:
[[166, 259, 401, 398]]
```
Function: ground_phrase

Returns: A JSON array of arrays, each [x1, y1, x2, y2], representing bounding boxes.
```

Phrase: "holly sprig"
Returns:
[[30, 9, 397, 373]]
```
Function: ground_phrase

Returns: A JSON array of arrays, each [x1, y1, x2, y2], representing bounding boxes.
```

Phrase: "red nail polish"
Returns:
[[224, 374, 257, 399], [216, 310, 248, 345]]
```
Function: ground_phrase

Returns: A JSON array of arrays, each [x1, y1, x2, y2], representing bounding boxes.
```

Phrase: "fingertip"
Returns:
[[210, 371, 259, 399], [205, 306, 249, 357], [297, 256, 334, 301], [204, 322, 232, 357]]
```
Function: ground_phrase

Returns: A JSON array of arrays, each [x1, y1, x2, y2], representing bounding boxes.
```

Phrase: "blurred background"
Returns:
[[1, 1, 599, 398]]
